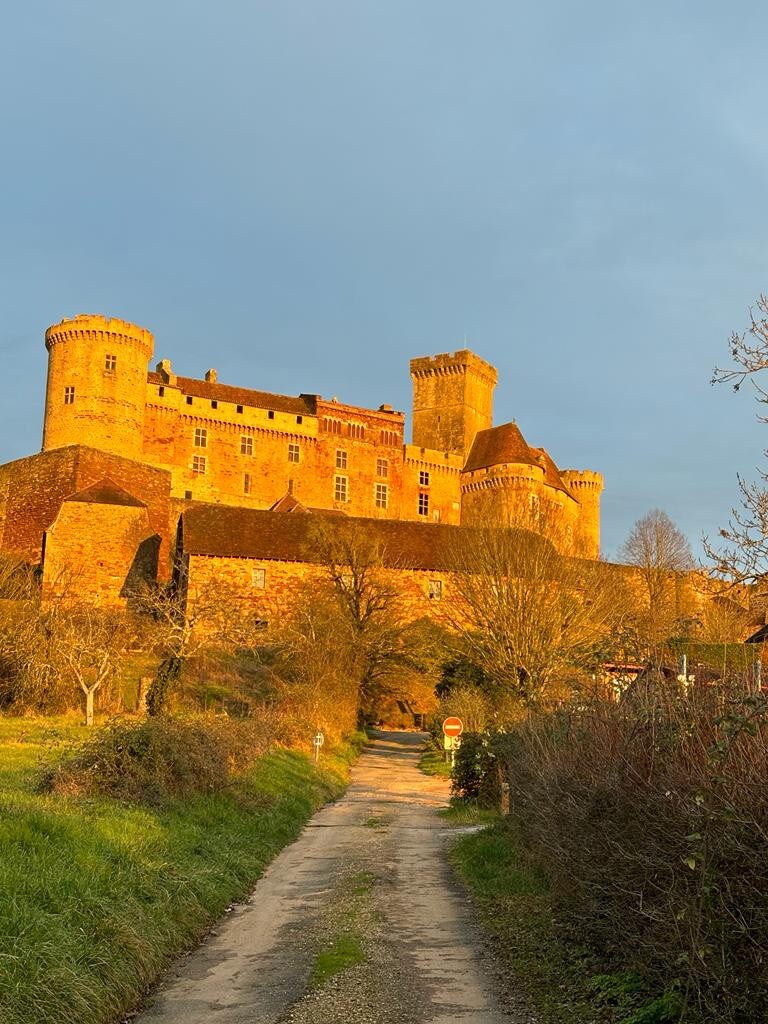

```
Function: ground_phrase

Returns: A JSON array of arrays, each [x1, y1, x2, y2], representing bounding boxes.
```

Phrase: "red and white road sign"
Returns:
[[442, 717, 464, 738]]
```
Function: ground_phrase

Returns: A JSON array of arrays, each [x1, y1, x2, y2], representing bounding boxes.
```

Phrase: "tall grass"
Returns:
[[0, 716, 359, 1024], [490, 680, 768, 1022]]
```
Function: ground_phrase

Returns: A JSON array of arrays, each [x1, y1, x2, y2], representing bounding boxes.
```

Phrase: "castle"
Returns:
[[0, 314, 603, 609]]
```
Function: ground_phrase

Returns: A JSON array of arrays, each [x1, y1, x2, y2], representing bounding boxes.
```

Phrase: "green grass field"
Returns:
[[0, 715, 358, 1024]]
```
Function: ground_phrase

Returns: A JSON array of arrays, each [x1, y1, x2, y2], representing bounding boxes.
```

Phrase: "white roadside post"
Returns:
[[313, 731, 325, 764]]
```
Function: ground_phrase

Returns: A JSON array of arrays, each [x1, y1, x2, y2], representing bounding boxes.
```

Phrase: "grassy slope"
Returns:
[[451, 824, 683, 1024], [0, 716, 359, 1024]]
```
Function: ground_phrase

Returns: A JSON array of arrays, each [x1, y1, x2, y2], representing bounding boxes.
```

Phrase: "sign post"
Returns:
[[442, 717, 463, 768], [313, 731, 325, 764]]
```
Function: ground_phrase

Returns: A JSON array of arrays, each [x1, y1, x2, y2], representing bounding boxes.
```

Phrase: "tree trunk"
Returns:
[[85, 687, 95, 727], [146, 656, 183, 716]]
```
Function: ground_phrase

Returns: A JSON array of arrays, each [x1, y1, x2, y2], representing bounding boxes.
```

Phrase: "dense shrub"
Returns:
[[39, 716, 272, 804], [484, 682, 768, 1022], [451, 731, 499, 806]]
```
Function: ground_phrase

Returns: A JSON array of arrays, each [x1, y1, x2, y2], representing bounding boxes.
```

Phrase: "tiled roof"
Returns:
[[64, 479, 147, 508], [147, 372, 317, 416], [462, 423, 575, 500], [463, 422, 536, 473], [530, 447, 575, 499], [181, 505, 555, 571]]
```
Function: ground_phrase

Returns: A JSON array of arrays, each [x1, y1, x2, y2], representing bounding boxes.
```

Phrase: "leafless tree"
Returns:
[[709, 294, 768, 585], [618, 509, 695, 653], [448, 510, 629, 705], [135, 572, 263, 716], [55, 607, 125, 725]]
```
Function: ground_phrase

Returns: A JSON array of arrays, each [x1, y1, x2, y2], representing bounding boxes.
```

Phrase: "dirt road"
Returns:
[[136, 731, 533, 1024]]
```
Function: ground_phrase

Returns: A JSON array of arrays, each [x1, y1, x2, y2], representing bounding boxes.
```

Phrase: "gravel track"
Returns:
[[135, 731, 536, 1024]]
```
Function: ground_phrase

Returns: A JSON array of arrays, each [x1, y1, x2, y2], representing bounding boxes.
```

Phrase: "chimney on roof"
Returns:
[[155, 358, 176, 385], [379, 403, 393, 412], [205, 369, 218, 384]]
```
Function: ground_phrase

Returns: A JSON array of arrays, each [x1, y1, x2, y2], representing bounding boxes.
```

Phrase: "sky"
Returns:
[[2, 1, 768, 558]]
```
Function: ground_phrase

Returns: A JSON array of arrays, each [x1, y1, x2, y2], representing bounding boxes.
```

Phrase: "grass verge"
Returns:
[[0, 715, 361, 1024], [310, 934, 366, 987], [451, 822, 684, 1024], [418, 745, 452, 778]]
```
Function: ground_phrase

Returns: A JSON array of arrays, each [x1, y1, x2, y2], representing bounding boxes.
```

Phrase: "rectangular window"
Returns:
[[428, 579, 443, 601], [186, 396, 193, 405], [194, 427, 208, 448], [433, 508, 441, 523], [237, 404, 244, 414], [418, 491, 429, 517], [192, 455, 206, 475], [288, 443, 300, 463], [105, 353, 116, 371], [268, 410, 275, 420], [376, 457, 388, 478], [252, 567, 266, 589], [334, 475, 348, 503], [211, 400, 218, 410], [336, 449, 347, 470], [64, 386, 75, 405], [158, 386, 165, 397], [184, 490, 192, 500], [419, 470, 430, 487], [296, 415, 303, 424], [240, 435, 253, 455], [375, 483, 388, 509], [244, 473, 252, 495]]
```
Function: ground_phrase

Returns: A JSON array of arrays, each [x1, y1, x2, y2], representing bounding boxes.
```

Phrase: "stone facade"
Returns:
[[34, 313, 603, 555]]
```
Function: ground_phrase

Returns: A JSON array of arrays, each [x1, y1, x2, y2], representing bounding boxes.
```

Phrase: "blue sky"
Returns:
[[2, 1, 767, 557]]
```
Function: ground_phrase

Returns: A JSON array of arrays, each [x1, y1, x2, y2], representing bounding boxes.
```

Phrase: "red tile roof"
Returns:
[[463, 422, 536, 473], [181, 505, 555, 571], [147, 372, 317, 416]]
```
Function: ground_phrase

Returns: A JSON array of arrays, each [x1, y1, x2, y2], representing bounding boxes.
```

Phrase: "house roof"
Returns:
[[63, 480, 147, 508], [180, 505, 557, 572], [463, 422, 534, 473], [463, 423, 575, 499], [147, 372, 317, 416]]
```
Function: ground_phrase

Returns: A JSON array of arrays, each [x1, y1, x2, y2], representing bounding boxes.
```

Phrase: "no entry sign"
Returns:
[[442, 717, 463, 738]]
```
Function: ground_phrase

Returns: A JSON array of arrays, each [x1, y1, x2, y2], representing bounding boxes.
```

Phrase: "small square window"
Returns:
[[428, 579, 443, 601], [186, 395, 193, 405], [194, 427, 207, 448], [64, 386, 75, 405], [184, 490, 192, 500], [252, 567, 266, 589], [376, 458, 388, 478], [296, 415, 303, 424], [211, 400, 218, 410], [375, 483, 388, 509], [334, 475, 348, 503], [105, 353, 117, 371], [237, 405, 244, 414], [288, 443, 300, 463], [158, 386, 165, 397], [192, 455, 206, 475], [241, 435, 253, 456], [419, 470, 430, 487], [268, 410, 275, 420], [418, 491, 429, 517], [336, 449, 347, 470], [244, 473, 252, 495]]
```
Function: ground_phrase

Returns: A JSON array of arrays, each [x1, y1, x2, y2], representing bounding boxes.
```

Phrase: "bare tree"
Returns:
[[449, 510, 628, 705], [55, 607, 124, 725], [136, 573, 263, 716], [309, 519, 413, 719], [709, 294, 768, 585], [618, 509, 695, 653]]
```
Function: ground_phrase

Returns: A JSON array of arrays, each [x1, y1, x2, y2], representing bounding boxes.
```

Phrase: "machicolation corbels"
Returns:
[[45, 314, 154, 356]]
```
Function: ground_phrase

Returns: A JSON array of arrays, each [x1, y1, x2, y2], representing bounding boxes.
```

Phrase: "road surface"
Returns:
[[135, 731, 534, 1024]]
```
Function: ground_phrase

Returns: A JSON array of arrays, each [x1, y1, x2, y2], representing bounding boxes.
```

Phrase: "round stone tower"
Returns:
[[42, 314, 154, 460], [560, 470, 604, 559]]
